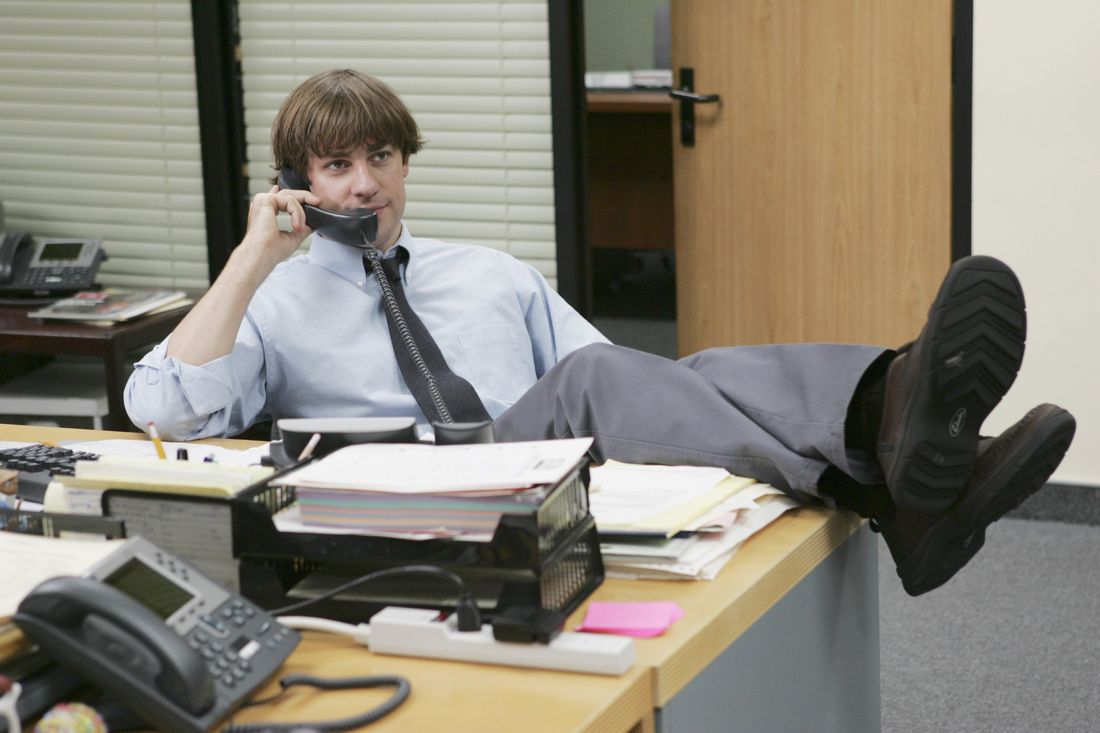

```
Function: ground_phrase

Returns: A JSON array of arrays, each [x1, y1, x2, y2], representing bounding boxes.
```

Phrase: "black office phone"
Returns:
[[14, 535, 300, 733], [277, 168, 379, 247], [0, 232, 105, 295]]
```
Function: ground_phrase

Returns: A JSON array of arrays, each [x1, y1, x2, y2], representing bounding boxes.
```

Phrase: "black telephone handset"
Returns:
[[15, 576, 216, 715], [13, 536, 300, 733], [0, 229, 32, 283], [277, 168, 379, 247], [0, 231, 105, 295]]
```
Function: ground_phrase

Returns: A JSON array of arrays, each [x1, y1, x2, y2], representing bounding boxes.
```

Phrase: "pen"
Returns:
[[297, 432, 322, 462], [147, 420, 167, 460]]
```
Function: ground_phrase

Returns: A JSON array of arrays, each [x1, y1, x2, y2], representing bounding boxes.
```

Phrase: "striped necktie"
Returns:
[[362, 248, 491, 424]]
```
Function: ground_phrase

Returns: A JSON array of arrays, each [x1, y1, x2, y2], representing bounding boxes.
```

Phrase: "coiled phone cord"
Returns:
[[222, 673, 410, 732], [362, 243, 454, 424]]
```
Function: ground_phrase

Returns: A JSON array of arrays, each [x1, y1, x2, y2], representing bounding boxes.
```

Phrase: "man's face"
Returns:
[[305, 142, 409, 250]]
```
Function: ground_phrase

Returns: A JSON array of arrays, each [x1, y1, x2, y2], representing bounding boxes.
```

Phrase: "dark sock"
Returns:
[[844, 350, 895, 454], [819, 465, 896, 521]]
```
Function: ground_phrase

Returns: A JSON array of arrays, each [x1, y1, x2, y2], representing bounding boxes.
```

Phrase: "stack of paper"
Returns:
[[29, 288, 192, 325], [288, 486, 551, 536], [584, 69, 673, 90], [589, 461, 800, 581], [274, 439, 592, 538]]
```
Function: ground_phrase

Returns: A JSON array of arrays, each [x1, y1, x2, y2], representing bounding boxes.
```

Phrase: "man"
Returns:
[[125, 69, 1076, 596]]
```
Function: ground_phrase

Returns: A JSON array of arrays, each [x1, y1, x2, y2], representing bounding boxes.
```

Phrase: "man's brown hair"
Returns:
[[270, 69, 424, 184]]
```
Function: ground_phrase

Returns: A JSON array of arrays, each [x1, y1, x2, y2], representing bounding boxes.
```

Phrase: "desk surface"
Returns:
[[587, 91, 673, 114], [0, 300, 190, 345], [1, 424, 862, 732]]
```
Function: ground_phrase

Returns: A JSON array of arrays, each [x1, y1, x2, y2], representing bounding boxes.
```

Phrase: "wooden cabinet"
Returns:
[[585, 92, 674, 252]]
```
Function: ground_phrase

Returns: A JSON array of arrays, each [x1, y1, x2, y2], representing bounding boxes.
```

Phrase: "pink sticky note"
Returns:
[[576, 601, 684, 637]]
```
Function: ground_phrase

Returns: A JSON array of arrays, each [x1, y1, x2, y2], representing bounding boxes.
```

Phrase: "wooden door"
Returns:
[[671, 0, 955, 355]]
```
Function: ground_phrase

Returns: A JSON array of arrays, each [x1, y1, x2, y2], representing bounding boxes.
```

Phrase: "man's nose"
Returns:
[[350, 165, 380, 198]]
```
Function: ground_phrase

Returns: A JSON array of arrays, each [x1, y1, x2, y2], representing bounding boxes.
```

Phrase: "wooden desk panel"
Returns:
[[233, 633, 655, 733]]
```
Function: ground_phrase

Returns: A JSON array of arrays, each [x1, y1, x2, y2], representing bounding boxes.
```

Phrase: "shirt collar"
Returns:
[[308, 222, 418, 282]]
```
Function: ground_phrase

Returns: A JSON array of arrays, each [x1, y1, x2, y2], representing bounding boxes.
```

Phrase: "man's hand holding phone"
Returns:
[[241, 185, 319, 272]]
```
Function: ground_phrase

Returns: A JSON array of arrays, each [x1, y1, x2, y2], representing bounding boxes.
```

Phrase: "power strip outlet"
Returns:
[[368, 607, 635, 676]]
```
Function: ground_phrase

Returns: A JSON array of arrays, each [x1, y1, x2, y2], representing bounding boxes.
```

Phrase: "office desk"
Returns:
[[2, 424, 880, 733], [0, 302, 191, 431]]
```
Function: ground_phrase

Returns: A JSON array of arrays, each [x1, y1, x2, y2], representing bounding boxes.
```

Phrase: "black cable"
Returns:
[[222, 674, 410, 732], [266, 564, 482, 632]]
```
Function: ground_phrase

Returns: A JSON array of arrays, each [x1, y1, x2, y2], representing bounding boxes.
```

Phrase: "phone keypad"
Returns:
[[186, 599, 297, 693], [17, 266, 93, 287]]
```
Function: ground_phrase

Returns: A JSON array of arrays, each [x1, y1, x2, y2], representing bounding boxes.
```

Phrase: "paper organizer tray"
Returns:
[[145, 457, 605, 624]]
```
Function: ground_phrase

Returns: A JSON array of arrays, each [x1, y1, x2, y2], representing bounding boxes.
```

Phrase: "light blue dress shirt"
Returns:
[[124, 225, 608, 440]]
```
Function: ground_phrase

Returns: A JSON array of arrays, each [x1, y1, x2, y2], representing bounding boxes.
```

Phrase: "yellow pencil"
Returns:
[[147, 420, 168, 460]]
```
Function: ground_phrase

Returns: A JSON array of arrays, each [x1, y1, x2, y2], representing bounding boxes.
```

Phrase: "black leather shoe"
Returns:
[[877, 255, 1026, 513], [878, 403, 1076, 596]]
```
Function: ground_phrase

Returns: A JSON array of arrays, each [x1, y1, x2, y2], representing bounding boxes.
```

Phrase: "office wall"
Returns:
[[972, 0, 1099, 485]]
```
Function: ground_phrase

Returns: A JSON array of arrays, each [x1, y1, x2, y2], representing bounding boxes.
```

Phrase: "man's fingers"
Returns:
[[284, 196, 309, 232]]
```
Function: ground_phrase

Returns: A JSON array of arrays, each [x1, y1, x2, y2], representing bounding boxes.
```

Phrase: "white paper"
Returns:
[[275, 438, 592, 493], [271, 503, 494, 543], [589, 463, 734, 523], [603, 496, 799, 581], [0, 531, 123, 619]]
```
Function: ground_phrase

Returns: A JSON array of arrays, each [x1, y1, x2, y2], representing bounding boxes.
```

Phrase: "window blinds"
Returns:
[[236, 0, 559, 284], [0, 0, 208, 289]]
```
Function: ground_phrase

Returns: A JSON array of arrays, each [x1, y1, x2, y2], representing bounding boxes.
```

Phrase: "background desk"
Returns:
[[2, 424, 880, 732], [0, 303, 190, 431], [586, 91, 674, 253]]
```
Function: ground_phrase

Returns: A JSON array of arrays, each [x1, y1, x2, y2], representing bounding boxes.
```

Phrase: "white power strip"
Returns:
[[279, 607, 636, 676]]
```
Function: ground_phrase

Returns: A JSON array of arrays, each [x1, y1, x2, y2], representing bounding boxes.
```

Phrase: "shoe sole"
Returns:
[[897, 405, 1076, 596], [888, 256, 1027, 514]]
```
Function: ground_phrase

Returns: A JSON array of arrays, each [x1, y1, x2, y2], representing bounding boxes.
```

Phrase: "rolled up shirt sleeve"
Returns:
[[123, 313, 268, 440]]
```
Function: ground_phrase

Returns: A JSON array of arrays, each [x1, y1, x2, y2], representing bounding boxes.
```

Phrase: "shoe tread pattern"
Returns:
[[898, 257, 1026, 511], [935, 271, 1027, 407]]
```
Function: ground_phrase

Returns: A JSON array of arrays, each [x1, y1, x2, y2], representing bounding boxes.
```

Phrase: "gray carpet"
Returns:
[[879, 518, 1100, 733]]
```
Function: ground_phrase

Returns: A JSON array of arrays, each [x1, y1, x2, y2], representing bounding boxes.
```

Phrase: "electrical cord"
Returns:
[[222, 674, 410, 732], [266, 564, 482, 632]]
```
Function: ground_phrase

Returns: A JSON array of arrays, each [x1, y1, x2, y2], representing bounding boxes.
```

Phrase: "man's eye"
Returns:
[[373, 151, 391, 162]]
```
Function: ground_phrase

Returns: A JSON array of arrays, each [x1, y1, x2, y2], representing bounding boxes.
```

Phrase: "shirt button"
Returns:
[[356, 281, 365, 288]]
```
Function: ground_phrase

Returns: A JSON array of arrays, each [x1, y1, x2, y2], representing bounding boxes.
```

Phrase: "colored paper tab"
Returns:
[[576, 601, 684, 638]]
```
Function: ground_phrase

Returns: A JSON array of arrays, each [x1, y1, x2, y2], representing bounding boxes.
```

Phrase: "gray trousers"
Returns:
[[495, 342, 888, 506]]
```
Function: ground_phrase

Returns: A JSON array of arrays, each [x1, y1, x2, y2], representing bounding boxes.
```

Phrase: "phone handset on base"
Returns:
[[277, 168, 379, 247]]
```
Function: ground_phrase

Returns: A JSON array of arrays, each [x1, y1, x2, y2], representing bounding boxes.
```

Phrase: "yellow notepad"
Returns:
[[68, 455, 274, 498]]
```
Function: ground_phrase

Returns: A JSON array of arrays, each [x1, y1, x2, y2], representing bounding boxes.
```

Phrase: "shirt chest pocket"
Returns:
[[455, 323, 536, 401]]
